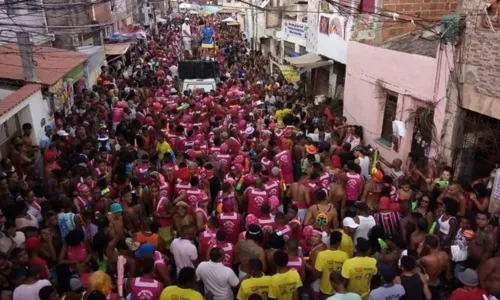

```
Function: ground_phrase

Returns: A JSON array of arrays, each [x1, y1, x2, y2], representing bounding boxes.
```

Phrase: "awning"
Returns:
[[104, 43, 131, 56], [219, 8, 240, 14], [284, 53, 332, 70]]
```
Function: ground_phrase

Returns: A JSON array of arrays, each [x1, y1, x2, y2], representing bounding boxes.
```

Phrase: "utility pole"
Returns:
[[16, 32, 37, 82]]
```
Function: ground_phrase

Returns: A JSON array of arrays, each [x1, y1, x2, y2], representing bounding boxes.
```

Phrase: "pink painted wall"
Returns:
[[343, 41, 452, 167]]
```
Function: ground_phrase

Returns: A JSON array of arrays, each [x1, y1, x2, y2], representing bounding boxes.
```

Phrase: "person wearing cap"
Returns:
[[313, 231, 349, 297], [159, 267, 203, 300], [25, 236, 50, 280], [341, 237, 377, 300], [62, 277, 86, 300], [368, 263, 405, 300], [340, 217, 359, 258], [40, 124, 53, 151], [182, 18, 192, 51]]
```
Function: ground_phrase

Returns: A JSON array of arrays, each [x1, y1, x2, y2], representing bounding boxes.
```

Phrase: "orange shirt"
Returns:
[[136, 232, 160, 249]]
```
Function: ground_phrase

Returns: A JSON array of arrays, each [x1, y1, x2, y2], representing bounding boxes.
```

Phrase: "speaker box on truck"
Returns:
[[178, 60, 220, 80]]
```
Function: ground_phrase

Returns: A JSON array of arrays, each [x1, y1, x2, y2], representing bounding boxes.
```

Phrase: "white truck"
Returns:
[[178, 60, 219, 93]]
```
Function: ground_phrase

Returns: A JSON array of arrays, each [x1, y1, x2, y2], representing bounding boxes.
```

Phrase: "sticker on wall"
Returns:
[[329, 17, 343, 38], [320, 0, 332, 13], [319, 16, 329, 35]]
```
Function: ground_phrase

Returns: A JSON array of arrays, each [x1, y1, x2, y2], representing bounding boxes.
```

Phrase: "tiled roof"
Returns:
[[0, 44, 88, 86], [0, 84, 41, 117], [381, 29, 440, 58]]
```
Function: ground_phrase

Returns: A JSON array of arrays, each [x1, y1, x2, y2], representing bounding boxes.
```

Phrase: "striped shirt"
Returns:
[[375, 212, 401, 235]]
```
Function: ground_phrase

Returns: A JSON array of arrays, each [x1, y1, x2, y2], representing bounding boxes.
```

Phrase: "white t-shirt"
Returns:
[[196, 261, 239, 300], [327, 293, 362, 300], [354, 215, 376, 245], [170, 238, 197, 274], [182, 23, 191, 38], [13, 279, 51, 300], [0, 231, 25, 254]]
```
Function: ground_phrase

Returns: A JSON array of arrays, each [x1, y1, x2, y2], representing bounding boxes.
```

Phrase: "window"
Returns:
[[359, 0, 375, 13], [380, 93, 397, 143]]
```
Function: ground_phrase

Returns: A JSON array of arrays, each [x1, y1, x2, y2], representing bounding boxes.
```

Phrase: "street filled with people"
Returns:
[[2, 11, 500, 300]]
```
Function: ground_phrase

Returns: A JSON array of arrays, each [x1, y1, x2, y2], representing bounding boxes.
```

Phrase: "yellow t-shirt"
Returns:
[[339, 230, 354, 258], [268, 270, 303, 300], [275, 108, 292, 122], [156, 141, 172, 160], [314, 249, 349, 295], [341, 256, 378, 300], [159, 286, 204, 300], [237, 275, 271, 300]]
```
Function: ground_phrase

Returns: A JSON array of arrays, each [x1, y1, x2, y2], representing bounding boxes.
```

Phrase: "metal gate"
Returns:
[[453, 109, 500, 181]]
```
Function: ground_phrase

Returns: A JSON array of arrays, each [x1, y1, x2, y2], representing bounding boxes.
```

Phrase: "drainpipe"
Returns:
[[433, 41, 443, 103]]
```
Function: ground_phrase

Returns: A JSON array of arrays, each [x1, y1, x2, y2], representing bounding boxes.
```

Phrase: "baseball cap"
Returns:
[[57, 130, 69, 137], [44, 124, 53, 132], [69, 277, 85, 293], [110, 203, 122, 214], [378, 262, 396, 282], [342, 217, 359, 229], [458, 268, 479, 286], [25, 237, 40, 253], [135, 242, 155, 258]]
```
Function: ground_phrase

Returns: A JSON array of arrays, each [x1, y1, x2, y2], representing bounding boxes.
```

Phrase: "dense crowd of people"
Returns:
[[2, 10, 500, 300]]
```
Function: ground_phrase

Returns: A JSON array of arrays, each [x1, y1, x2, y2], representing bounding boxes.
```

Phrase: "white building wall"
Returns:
[[0, 89, 51, 144], [0, 0, 52, 45]]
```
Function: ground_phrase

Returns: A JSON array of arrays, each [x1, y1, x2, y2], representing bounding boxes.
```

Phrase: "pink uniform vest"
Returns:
[[130, 277, 162, 300], [246, 187, 268, 218], [218, 212, 241, 245]]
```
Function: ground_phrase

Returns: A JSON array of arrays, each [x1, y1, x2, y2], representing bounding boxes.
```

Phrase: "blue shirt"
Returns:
[[201, 27, 214, 44]]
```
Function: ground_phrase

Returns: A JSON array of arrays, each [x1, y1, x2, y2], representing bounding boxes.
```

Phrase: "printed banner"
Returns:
[[283, 20, 308, 40], [279, 65, 299, 83]]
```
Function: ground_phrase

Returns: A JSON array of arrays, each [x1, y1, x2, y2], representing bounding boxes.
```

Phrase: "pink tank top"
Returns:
[[67, 244, 88, 266]]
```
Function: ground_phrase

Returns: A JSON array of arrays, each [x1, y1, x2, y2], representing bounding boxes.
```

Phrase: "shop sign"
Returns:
[[283, 20, 307, 40], [278, 65, 299, 83]]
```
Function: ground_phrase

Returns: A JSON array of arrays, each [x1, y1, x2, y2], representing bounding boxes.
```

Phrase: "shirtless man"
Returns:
[[121, 187, 141, 233], [287, 173, 311, 222], [304, 189, 338, 232], [467, 211, 497, 270], [479, 256, 500, 298], [329, 172, 346, 218], [292, 134, 306, 181], [173, 201, 195, 234], [235, 224, 266, 280], [418, 235, 450, 300], [410, 218, 428, 250], [360, 176, 383, 209]]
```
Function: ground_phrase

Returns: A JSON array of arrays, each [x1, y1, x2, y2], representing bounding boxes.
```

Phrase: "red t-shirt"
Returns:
[[448, 287, 487, 300], [29, 257, 50, 280]]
